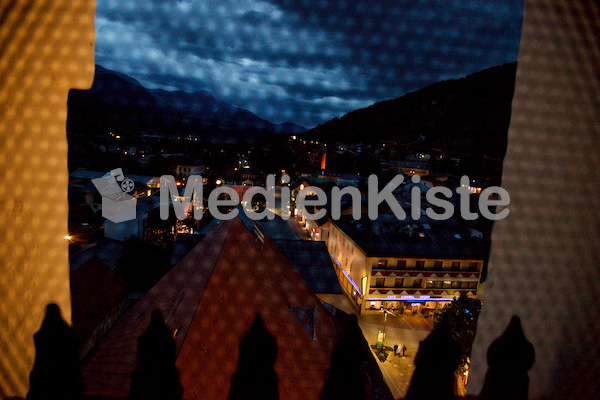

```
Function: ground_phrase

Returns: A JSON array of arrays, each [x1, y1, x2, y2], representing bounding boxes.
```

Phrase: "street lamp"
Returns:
[[380, 306, 388, 348], [377, 307, 397, 353]]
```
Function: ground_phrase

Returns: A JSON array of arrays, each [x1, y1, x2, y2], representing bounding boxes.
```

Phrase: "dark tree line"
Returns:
[[434, 294, 483, 373]]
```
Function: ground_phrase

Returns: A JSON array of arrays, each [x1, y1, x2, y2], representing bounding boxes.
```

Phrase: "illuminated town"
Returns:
[[7, 1, 600, 400]]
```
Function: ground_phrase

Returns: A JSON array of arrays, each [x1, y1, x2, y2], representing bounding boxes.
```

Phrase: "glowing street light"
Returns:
[[377, 308, 398, 352]]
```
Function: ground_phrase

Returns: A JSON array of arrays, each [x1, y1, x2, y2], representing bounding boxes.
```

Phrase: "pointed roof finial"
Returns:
[[480, 315, 535, 400]]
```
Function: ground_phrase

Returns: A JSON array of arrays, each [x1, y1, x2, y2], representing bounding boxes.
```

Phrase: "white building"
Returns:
[[325, 214, 487, 314]]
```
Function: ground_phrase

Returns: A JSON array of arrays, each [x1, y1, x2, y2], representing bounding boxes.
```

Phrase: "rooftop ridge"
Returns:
[[175, 217, 337, 400]]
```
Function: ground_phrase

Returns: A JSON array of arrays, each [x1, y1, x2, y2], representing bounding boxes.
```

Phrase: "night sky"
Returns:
[[95, 0, 523, 128]]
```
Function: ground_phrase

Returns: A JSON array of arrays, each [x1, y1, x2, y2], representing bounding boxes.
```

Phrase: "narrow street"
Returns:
[[358, 313, 434, 399], [270, 186, 311, 240], [271, 184, 434, 399]]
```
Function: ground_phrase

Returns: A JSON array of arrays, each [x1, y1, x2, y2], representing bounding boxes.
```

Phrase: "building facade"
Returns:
[[325, 214, 487, 314], [175, 164, 205, 180]]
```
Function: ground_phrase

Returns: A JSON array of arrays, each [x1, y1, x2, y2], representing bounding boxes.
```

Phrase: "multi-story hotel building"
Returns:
[[324, 214, 488, 314]]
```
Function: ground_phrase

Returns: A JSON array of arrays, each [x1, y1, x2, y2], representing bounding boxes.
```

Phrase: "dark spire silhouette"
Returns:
[[26, 303, 84, 400], [129, 309, 182, 400], [479, 315, 535, 400], [405, 316, 461, 400], [320, 315, 368, 400], [228, 313, 279, 400]]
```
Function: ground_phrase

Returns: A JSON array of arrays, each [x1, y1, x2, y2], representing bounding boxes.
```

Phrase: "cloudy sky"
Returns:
[[95, 0, 523, 128]]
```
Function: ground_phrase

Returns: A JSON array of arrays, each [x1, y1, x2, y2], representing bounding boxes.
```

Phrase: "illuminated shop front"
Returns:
[[366, 295, 456, 314]]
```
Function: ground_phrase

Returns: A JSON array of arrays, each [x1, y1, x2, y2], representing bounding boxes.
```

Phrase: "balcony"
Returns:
[[371, 268, 480, 279], [368, 287, 477, 296]]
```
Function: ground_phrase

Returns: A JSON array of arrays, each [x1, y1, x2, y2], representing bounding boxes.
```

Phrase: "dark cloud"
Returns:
[[95, 0, 523, 128]]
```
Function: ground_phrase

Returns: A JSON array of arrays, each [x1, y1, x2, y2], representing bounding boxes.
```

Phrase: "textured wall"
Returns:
[[0, 1, 95, 397], [468, 1, 600, 399]]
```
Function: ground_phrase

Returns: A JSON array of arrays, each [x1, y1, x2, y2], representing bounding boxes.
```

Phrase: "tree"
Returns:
[[434, 294, 482, 372], [144, 206, 178, 245]]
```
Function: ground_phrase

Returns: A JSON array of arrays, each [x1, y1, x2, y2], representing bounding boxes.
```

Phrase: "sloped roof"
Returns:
[[69, 169, 158, 186], [237, 208, 300, 240], [81, 219, 231, 397], [176, 219, 336, 400], [70, 256, 128, 344], [69, 239, 125, 271], [332, 214, 488, 259], [273, 239, 343, 295], [69, 169, 105, 180], [81, 218, 337, 400]]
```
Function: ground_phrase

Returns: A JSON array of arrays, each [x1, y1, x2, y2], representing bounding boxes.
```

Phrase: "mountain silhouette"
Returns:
[[67, 65, 306, 142], [307, 62, 517, 158]]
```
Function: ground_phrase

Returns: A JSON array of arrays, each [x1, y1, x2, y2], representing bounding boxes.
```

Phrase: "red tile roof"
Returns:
[[70, 256, 128, 344], [82, 218, 337, 400], [82, 219, 231, 398]]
